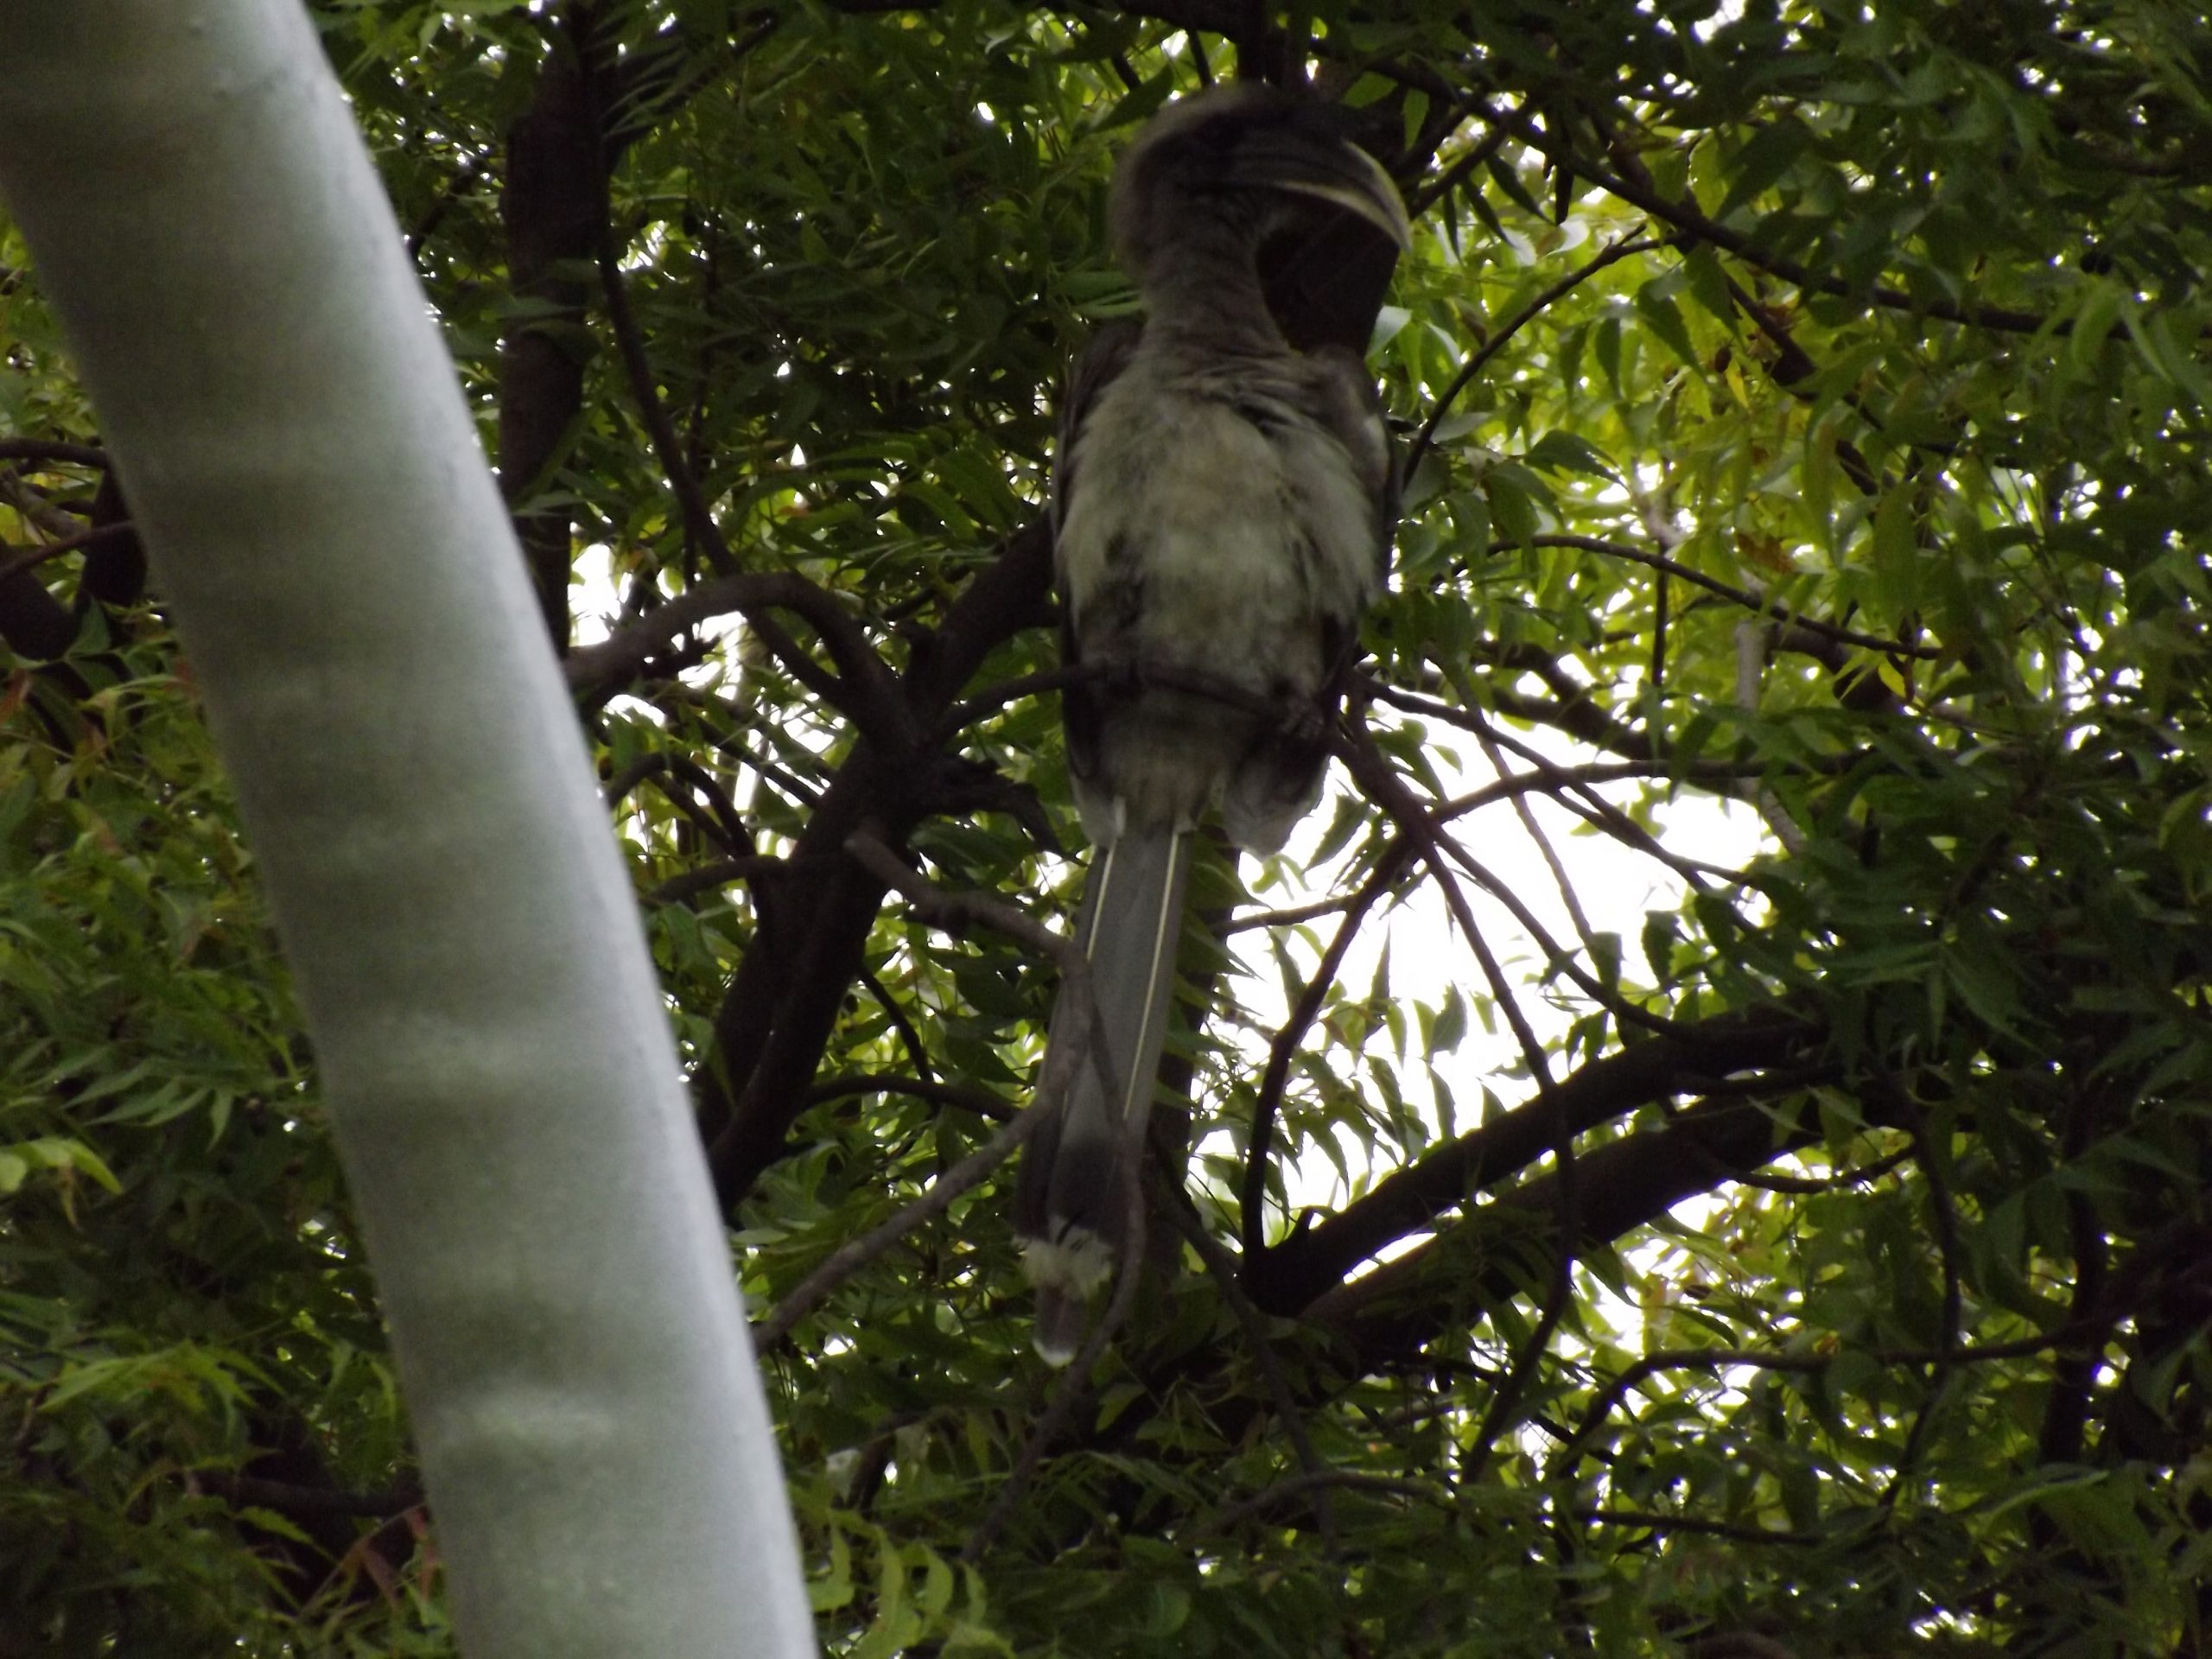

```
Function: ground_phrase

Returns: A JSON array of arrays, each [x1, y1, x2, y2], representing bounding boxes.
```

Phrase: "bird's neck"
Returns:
[[1135, 220, 1284, 355]]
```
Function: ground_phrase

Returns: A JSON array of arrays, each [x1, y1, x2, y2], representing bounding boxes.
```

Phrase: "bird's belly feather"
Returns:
[[1058, 390, 1376, 842]]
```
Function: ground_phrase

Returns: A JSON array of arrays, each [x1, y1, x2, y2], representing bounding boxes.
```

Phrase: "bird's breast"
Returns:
[[1056, 371, 1382, 842], [1058, 381, 1375, 671]]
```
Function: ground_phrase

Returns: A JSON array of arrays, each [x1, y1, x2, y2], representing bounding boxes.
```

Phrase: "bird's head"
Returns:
[[1108, 83, 1412, 353]]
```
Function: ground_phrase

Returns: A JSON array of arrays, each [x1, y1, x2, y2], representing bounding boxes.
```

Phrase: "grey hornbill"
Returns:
[[1015, 85, 1412, 1363]]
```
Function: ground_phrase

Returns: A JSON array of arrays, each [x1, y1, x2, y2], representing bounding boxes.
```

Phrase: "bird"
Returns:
[[1014, 84, 1411, 1365]]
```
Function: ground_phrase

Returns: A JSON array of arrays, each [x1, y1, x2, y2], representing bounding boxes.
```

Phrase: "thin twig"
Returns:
[[1461, 92, 2050, 335], [1191, 1471, 1451, 1541], [1579, 1508, 1821, 1547], [0, 438, 107, 468], [1518, 532, 1940, 660], [1158, 1177, 1341, 1552], [804, 1072, 1013, 1121], [642, 855, 784, 908], [752, 1092, 1053, 1351], [1404, 120, 1512, 219], [861, 967, 937, 1084], [1239, 843, 1413, 1255], [1335, 714, 1585, 1478], [597, 226, 909, 736], [0, 521, 139, 586], [845, 829, 1073, 966], [1474, 724, 1597, 954], [963, 1177, 1145, 1563], [1408, 233, 1659, 477], [1557, 1347, 1830, 1473]]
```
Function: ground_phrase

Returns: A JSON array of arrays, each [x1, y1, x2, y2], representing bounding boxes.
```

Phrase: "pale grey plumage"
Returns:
[[1016, 85, 1408, 1364]]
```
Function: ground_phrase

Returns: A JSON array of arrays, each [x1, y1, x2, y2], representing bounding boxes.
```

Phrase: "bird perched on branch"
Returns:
[[1015, 84, 1411, 1364]]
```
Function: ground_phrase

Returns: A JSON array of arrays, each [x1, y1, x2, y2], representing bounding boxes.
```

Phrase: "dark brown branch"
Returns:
[[860, 965, 937, 1084], [497, 22, 605, 639], [610, 750, 751, 855], [843, 828, 1071, 965], [644, 856, 785, 908], [597, 220, 738, 579], [1725, 1145, 1910, 1195], [0, 521, 141, 587], [1301, 1091, 1832, 1372], [1579, 1508, 1820, 1547], [0, 438, 107, 468], [596, 237, 909, 739], [199, 1471, 423, 1520], [804, 1072, 1012, 1120], [696, 523, 1053, 1211], [565, 569, 888, 709]]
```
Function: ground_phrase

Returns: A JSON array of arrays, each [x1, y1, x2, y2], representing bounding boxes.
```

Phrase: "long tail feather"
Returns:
[[1017, 827, 1194, 1364]]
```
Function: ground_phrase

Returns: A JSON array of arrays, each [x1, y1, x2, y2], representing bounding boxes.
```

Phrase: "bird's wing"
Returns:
[[1052, 320, 1143, 797]]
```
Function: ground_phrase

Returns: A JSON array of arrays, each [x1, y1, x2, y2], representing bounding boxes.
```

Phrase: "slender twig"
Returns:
[[597, 226, 909, 737], [1721, 274, 1887, 496], [0, 521, 139, 586], [1558, 1347, 1830, 1473], [1332, 715, 1555, 1074], [1579, 1508, 1821, 1546], [1461, 93, 2050, 335], [0, 438, 106, 468], [1451, 704, 1736, 890], [963, 1177, 1145, 1563], [1191, 1471, 1451, 1541], [1159, 1177, 1340, 1552], [804, 1072, 1013, 1121], [1408, 233, 1660, 476], [845, 829, 1071, 966], [1517, 534, 1940, 659], [598, 220, 738, 580], [860, 966, 937, 1084], [719, 729, 824, 810], [1239, 843, 1412, 1255], [1224, 889, 1370, 934], [751, 1092, 1055, 1351], [1429, 824, 1694, 1041], [1405, 121, 1512, 219], [844, 827, 1120, 1128], [1335, 713, 1586, 1478], [931, 663, 1092, 741], [565, 570, 893, 717], [1474, 723, 1597, 954], [611, 752, 751, 857], [643, 855, 784, 908], [1726, 1145, 1910, 1195]]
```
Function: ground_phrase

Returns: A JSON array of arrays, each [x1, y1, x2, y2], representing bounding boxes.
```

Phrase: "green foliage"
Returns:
[[5, 0, 2212, 1651]]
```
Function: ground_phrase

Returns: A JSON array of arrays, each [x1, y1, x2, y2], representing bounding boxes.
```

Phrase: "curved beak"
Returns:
[[1231, 128, 1413, 252]]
